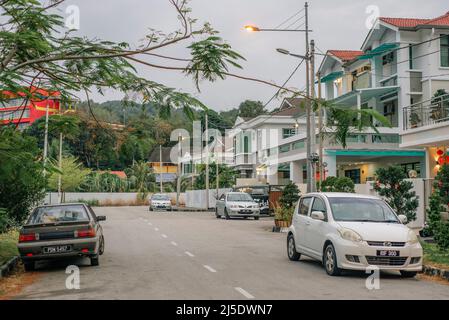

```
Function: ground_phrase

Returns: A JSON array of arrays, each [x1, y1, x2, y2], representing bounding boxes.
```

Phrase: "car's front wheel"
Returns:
[[224, 209, 230, 220], [400, 271, 417, 278], [215, 208, 221, 218], [99, 235, 105, 255], [324, 243, 342, 276], [23, 261, 35, 272], [149, 206, 153, 211], [254, 216, 260, 220], [287, 234, 301, 261]]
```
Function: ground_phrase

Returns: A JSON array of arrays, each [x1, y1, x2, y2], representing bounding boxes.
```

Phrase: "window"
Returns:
[[298, 197, 312, 216], [312, 198, 327, 215], [401, 162, 421, 178], [282, 128, 296, 139], [382, 52, 394, 65], [292, 141, 305, 150], [279, 144, 290, 153], [409, 44, 413, 69], [243, 135, 249, 153], [441, 35, 449, 68], [345, 169, 361, 184], [28, 205, 89, 225]]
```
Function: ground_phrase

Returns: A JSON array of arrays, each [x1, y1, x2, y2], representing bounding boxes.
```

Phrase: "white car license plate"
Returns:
[[377, 250, 399, 257]]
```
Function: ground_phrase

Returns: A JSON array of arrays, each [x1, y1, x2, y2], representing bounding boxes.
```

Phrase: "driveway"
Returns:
[[14, 206, 449, 299]]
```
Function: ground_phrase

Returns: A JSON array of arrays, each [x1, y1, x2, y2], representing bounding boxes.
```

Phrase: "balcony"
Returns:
[[401, 93, 449, 148], [352, 71, 372, 90]]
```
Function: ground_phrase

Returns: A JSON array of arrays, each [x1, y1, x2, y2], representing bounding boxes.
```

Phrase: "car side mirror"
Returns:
[[311, 211, 325, 221], [398, 215, 407, 224], [310, 211, 325, 221], [96, 216, 106, 222]]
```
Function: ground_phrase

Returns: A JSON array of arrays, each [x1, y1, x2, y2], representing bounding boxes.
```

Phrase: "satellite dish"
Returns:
[[408, 170, 418, 178]]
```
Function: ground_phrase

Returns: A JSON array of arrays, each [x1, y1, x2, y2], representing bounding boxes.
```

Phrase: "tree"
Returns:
[[194, 163, 237, 190], [320, 176, 355, 193], [0, 0, 246, 123], [279, 181, 300, 209], [48, 156, 91, 193], [0, 126, 46, 225], [125, 161, 156, 195], [237, 100, 267, 118], [373, 166, 419, 222]]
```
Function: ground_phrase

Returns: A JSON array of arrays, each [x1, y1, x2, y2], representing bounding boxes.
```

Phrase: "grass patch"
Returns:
[[0, 230, 19, 266], [422, 241, 449, 269]]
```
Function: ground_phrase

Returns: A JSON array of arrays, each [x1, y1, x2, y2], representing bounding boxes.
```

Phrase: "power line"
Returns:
[[284, 15, 305, 30], [273, 8, 305, 30]]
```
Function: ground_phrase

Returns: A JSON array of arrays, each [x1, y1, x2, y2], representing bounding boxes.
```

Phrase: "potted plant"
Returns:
[[273, 181, 300, 228], [409, 111, 421, 128]]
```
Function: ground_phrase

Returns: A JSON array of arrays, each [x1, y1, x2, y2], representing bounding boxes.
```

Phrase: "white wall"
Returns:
[[185, 188, 232, 209]]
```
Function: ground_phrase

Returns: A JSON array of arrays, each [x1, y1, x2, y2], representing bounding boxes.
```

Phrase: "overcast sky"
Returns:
[[60, 0, 448, 112]]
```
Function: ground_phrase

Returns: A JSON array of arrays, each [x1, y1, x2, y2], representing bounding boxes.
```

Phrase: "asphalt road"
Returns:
[[14, 207, 449, 300]]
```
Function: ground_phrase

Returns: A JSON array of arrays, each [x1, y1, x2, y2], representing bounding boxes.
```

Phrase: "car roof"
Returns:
[[304, 192, 380, 200], [37, 203, 87, 208]]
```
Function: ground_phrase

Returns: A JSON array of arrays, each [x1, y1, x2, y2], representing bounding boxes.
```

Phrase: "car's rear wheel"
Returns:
[[23, 261, 35, 272], [287, 234, 301, 261], [400, 271, 417, 278], [99, 235, 105, 255], [324, 244, 342, 276], [90, 255, 99, 266]]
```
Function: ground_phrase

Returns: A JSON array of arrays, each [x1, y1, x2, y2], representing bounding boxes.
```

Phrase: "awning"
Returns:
[[357, 43, 399, 60], [318, 71, 343, 83]]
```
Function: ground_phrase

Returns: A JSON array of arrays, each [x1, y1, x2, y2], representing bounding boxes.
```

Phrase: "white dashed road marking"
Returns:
[[203, 265, 217, 273], [154, 227, 159, 232], [161, 234, 168, 238], [171, 241, 178, 246], [148, 222, 152, 226], [185, 251, 195, 257], [235, 287, 255, 299]]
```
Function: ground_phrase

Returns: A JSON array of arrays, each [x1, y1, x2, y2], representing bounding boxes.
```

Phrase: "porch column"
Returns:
[[267, 164, 279, 185], [290, 160, 303, 184], [323, 152, 337, 179]]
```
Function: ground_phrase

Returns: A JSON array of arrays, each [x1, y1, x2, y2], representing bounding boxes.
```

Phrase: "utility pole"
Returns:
[[42, 101, 50, 178], [216, 151, 219, 199], [159, 145, 163, 193], [317, 71, 324, 190], [57, 132, 63, 203], [304, 1, 312, 193], [176, 134, 182, 207], [205, 112, 210, 209], [310, 39, 317, 192]]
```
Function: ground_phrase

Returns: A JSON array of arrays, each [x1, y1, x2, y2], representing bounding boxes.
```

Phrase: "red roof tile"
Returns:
[[379, 17, 430, 28], [327, 50, 364, 62], [380, 12, 449, 28]]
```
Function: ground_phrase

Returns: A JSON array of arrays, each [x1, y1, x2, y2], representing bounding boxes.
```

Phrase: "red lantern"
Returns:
[[437, 149, 444, 156]]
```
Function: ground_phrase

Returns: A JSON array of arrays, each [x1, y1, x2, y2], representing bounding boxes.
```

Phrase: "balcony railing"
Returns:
[[403, 93, 449, 130]]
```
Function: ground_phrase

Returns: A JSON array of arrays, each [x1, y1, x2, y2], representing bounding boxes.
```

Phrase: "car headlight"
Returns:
[[338, 228, 363, 243], [230, 204, 238, 209], [407, 229, 419, 244]]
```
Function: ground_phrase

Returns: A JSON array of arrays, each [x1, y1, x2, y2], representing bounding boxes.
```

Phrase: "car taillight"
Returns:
[[19, 233, 37, 242], [76, 228, 96, 238]]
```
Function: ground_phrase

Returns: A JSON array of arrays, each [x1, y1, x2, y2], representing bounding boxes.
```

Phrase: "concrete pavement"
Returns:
[[14, 206, 449, 300]]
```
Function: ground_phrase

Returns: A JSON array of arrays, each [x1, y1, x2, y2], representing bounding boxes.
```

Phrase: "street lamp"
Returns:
[[276, 48, 308, 60]]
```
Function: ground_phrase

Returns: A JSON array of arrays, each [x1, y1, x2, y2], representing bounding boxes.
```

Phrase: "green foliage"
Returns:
[[279, 181, 300, 209], [124, 161, 156, 193], [0, 229, 19, 266], [0, 126, 46, 225], [435, 164, 449, 206], [274, 204, 294, 222], [194, 163, 237, 190], [47, 156, 91, 192], [0, 208, 13, 234], [320, 176, 355, 193], [323, 101, 391, 148], [373, 166, 418, 222], [422, 241, 449, 268], [237, 100, 267, 119]]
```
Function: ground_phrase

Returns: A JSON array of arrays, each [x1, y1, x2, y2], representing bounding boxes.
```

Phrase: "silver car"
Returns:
[[215, 192, 260, 220], [149, 193, 173, 211]]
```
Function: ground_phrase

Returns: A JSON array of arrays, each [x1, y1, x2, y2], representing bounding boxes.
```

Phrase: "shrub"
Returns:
[[274, 203, 294, 222], [373, 166, 419, 222], [279, 181, 300, 209], [320, 176, 355, 193]]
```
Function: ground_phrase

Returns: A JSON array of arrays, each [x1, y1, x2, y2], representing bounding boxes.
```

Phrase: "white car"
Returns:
[[149, 194, 172, 211], [287, 193, 422, 277], [215, 192, 260, 220]]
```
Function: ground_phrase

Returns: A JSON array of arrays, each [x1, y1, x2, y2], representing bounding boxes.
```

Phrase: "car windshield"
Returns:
[[328, 197, 399, 223], [28, 205, 89, 225], [227, 193, 254, 202], [152, 195, 169, 200]]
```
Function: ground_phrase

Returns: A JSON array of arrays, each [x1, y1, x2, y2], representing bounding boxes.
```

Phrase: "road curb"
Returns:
[[0, 256, 19, 279], [422, 265, 449, 282]]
